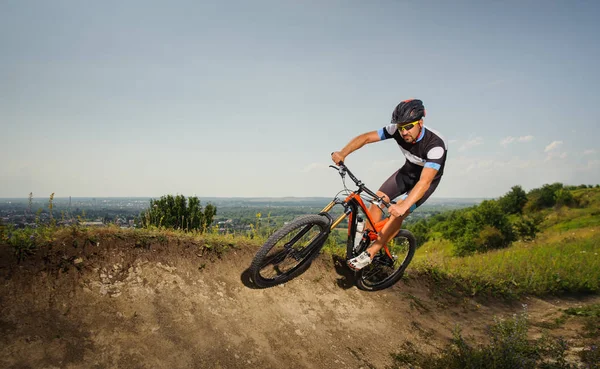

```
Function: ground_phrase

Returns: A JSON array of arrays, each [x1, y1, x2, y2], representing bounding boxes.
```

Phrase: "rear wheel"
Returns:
[[356, 230, 416, 291], [250, 215, 330, 288]]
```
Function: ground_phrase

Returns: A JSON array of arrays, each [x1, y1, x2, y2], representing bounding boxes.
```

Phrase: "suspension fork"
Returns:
[[320, 199, 348, 231], [322, 197, 370, 260], [345, 201, 360, 260]]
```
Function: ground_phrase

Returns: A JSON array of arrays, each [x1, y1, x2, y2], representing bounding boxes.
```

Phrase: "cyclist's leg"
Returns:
[[365, 191, 390, 230], [365, 178, 441, 258], [349, 208, 409, 270], [364, 202, 410, 258], [365, 169, 406, 230]]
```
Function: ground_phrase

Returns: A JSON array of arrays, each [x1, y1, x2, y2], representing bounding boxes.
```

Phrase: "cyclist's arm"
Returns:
[[399, 143, 446, 212], [393, 167, 437, 216], [333, 131, 381, 162]]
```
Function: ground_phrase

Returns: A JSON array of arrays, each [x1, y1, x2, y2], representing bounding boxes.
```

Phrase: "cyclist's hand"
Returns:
[[331, 151, 345, 165], [389, 204, 406, 218]]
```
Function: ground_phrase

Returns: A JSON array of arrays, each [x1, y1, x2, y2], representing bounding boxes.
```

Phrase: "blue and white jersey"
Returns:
[[377, 124, 448, 179]]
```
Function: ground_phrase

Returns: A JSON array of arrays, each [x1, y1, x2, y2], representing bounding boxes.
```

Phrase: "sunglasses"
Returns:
[[397, 120, 420, 132]]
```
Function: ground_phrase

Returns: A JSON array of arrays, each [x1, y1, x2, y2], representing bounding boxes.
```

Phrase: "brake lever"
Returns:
[[373, 197, 395, 209], [329, 163, 347, 177]]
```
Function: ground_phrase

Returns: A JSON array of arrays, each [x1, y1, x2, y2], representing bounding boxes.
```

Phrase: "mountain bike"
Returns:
[[249, 162, 416, 291]]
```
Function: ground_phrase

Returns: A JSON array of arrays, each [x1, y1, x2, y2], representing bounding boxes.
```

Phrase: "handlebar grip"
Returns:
[[330, 153, 344, 166]]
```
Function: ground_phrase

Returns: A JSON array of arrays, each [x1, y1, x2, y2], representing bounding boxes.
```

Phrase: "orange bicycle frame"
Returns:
[[318, 191, 393, 260]]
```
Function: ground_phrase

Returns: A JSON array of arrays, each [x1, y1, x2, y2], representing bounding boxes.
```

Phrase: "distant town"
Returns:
[[0, 196, 485, 231]]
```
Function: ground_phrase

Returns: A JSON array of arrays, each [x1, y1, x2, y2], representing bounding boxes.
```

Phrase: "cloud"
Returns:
[[500, 135, 534, 147], [458, 137, 484, 152], [545, 151, 568, 161], [544, 141, 563, 152], [464, 159, 494, 173], [583, 149, 597, 156], [301, 162, 329, 173], [500, 137, 516, 146], [518, 135, 534, 143]]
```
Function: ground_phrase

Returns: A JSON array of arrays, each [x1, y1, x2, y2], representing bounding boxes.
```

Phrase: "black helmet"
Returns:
[[391, 99, 426, 125]]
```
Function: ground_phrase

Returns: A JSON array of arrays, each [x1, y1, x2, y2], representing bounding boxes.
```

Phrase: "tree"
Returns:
[[471, 200, 514, 244], [448, 201, 515, 256], [203, 203, 217, 230], [524, 183, 563, 212], [408, 220, 430, 246], [498, 185, 528, 215], [440, 209, 471, 241]]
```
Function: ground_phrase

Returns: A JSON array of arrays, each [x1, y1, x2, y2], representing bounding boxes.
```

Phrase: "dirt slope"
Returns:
[[0, 237, 596, 369]]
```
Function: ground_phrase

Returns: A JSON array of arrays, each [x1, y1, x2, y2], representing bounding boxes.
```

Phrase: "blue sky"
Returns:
[[2, 0, 599, 199]]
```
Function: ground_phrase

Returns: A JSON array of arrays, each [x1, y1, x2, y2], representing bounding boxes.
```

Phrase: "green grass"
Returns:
[[564, 303, 600, 339], [411, 188, 600, 297], [4, 190, 600, 299], [2, 223, 263, 263], [390, 310, 599, 369], [548, 214, 600, 231], [541, 189, 600, 231], [413, 229, 600, 297]]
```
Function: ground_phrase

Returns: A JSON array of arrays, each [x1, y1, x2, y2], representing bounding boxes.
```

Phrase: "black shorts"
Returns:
[[378, 166, 441, 212]]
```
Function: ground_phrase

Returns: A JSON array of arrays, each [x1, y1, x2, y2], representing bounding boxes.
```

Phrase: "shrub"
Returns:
[[554, 189, 576, 208], [448, 201, 515, 256], [0, 218, 5, 241], [512, 215, 541, 241], [408, 220, 430, 246], [474, 225, 505, 251], [525, 183, 564, 212], [390, 311, 582, 369], [139, 194, 217, 232], [4, 226, 55, 261]]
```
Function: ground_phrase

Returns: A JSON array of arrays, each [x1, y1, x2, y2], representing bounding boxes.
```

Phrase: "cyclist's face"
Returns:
[[399, 120, 422, 143]]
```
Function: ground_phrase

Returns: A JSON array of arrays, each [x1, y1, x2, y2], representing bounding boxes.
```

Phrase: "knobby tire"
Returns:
[[355, 229, 416, 291], [250, 214, 330, 288]]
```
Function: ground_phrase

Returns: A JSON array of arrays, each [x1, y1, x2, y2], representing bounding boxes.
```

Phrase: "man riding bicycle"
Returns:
[[331, 99, 448, 271]]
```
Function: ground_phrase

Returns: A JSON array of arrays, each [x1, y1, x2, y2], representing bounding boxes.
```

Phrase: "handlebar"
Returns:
[[329, 161, 394, 208]]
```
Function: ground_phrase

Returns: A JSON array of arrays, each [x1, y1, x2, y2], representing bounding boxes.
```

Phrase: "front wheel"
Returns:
[[250, 214, 330, 288], [356, 230, 416, 291]]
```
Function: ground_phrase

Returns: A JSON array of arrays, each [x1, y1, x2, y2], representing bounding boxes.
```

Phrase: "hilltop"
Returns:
[[1, 186, 599, 368]]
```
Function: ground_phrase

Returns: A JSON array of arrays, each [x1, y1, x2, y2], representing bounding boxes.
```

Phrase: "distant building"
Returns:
[[79, 221, 105, 227]]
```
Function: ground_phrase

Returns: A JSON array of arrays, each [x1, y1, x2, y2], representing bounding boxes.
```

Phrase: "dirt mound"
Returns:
[[0, 236, 596, 368]]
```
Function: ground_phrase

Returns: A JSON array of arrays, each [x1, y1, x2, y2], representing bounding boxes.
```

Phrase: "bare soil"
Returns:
[[1, 235, 597, 369]]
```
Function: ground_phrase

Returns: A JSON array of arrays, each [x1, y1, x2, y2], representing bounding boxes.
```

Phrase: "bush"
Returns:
[[453, 232, 478, 256], [554, 189, 576, 208], [525, 183, 565, 212], [140, 194, 217, 232], [447, 201, 515, 256], [4, 226, 55, 261], [390, 311, 582, 369], [512, 215, 541, 241], [438, 209, 471, 241], [474, 225, 505, 251], [408, 220, 430, 246], [0, 218, 5, 241]]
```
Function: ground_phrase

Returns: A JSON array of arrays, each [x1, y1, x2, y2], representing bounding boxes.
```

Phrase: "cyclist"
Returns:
[[331, 99, 448, 271]]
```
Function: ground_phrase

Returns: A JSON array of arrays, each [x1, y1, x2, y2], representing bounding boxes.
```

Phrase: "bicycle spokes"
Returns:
[[256, 222, 326, 280], [356, 232, 415, 290]]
